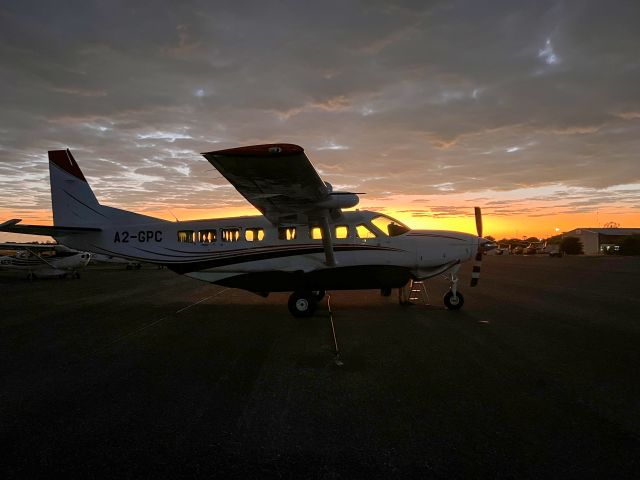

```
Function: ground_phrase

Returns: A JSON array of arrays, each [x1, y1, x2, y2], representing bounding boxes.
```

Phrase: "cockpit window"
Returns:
[[370, 215, 410, 237]]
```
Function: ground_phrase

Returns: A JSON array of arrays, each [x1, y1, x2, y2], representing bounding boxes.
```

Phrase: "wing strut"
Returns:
[[318, 216, 336, 267], [25, 247, 57, 270]]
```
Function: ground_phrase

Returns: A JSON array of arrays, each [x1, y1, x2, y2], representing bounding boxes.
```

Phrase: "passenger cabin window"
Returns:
[[356, 224, 377, 239], [309, 226, 323, 240], [371, 215, 410, 237], [199, 229, 217, 244], [278, 226, 296, 241], [245, 228, 265, 242], [221, 228, 240, 242], [335, 225, 349, 239], [177, 230, 196, 243]]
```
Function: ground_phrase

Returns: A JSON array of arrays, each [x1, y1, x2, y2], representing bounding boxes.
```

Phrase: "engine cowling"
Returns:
[[315, 193, 359, 210]]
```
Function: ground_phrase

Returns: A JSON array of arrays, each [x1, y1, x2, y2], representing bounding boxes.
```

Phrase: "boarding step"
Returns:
[[408, 280, 430, 305]]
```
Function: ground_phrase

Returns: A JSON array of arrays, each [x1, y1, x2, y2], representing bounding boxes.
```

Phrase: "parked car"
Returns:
[[543, 244, 563, 257]]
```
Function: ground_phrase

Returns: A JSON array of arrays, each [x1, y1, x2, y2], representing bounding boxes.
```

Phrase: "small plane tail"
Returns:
[[49, 149, 102, 226], [49, 149, 161, 227]]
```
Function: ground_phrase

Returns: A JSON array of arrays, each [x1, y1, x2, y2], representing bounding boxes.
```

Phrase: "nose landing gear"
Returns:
[[444, 290, 464, 310], [443, 267, 464, 310]]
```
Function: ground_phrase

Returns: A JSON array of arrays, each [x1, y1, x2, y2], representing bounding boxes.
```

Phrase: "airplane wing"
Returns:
[[201, 144, 359, 225], [0, 219, 101, 236], [0, 242, 58, 251]]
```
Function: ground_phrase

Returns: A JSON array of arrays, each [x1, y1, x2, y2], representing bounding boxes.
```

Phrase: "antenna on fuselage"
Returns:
[[168, 210, 180, 222]]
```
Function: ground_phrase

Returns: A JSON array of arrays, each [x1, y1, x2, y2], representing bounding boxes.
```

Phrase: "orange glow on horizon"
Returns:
[[1, 205, 639, 243]]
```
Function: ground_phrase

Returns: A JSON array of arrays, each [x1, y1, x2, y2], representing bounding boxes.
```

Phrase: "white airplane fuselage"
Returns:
[[54, 210, 479, 293]]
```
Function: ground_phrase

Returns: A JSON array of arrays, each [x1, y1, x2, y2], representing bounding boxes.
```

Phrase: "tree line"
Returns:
[[487, 234, 640, 255]]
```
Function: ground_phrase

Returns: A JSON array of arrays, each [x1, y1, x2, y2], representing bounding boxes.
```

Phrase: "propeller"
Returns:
[[470, 207, 483, 287]]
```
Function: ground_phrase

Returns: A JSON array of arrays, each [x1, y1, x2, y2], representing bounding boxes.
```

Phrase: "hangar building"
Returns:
[[564, 228, 640, 254]]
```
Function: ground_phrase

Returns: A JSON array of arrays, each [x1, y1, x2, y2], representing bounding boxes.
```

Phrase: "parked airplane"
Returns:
[[0, 243, 91, 280], [0, 145, 489, 315]]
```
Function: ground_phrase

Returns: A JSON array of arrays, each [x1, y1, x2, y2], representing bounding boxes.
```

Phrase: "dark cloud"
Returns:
[[0, 0, 639, 219]]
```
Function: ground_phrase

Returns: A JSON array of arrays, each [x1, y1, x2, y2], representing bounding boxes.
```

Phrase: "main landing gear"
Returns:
[[287, 290, 325, 317], [443, 267, 464, 310]]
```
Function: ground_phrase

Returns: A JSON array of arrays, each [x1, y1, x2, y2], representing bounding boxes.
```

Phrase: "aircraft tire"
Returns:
[[288, 291, 317, 318], [444, 290, 464, 310]]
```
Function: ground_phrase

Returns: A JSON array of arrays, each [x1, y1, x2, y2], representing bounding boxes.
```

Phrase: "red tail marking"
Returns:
[[48, 149, 86, 182]]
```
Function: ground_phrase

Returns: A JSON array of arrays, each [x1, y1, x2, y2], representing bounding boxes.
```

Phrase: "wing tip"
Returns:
[[202, 143, 304, 157]]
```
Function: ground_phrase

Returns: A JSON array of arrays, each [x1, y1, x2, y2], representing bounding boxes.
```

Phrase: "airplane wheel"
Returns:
[[27, 272, 36, 282], [312, 290, 326, 301], [74, 272, 81, 279], [288, 291, 317, 318], [380, 287, 392, 297], [444, 290, 464, 310]]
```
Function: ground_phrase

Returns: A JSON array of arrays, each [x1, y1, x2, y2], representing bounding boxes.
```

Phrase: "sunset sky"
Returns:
[[1, 0, 639, 242]]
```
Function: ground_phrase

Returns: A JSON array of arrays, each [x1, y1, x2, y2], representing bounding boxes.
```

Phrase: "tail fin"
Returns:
[[49, 149, 104, 227], [49, 149, 162, 227]]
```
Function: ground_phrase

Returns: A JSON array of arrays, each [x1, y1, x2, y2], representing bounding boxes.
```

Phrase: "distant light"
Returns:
[[194, 88, 206, 97], [555, 228, 560, 232]]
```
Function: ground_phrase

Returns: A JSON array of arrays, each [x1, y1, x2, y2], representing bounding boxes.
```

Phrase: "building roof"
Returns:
[[567, 228, 640, 235]]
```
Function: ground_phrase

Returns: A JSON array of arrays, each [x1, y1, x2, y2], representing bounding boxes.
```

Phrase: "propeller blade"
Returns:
[[471, 207, 483, 287], [470, 248, 482, 287], [474, 206, 483, 238]]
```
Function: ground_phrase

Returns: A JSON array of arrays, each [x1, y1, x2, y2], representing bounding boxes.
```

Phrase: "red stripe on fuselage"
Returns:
[[407, 233, 467, 242]]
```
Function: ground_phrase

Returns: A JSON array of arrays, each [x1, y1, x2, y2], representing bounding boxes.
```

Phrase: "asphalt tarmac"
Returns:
[[1, 255, 639, 478]]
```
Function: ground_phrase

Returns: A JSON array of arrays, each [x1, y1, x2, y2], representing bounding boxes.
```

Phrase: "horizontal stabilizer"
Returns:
[[0, 219, 101, 236]]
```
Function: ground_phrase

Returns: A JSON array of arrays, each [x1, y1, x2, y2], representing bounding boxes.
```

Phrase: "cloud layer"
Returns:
[[0, 0, 639, 228]]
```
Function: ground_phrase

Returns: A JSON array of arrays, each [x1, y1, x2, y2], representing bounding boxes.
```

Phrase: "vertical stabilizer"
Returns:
[[49, 149, 104, 226], [49, 149, 163, 227]]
